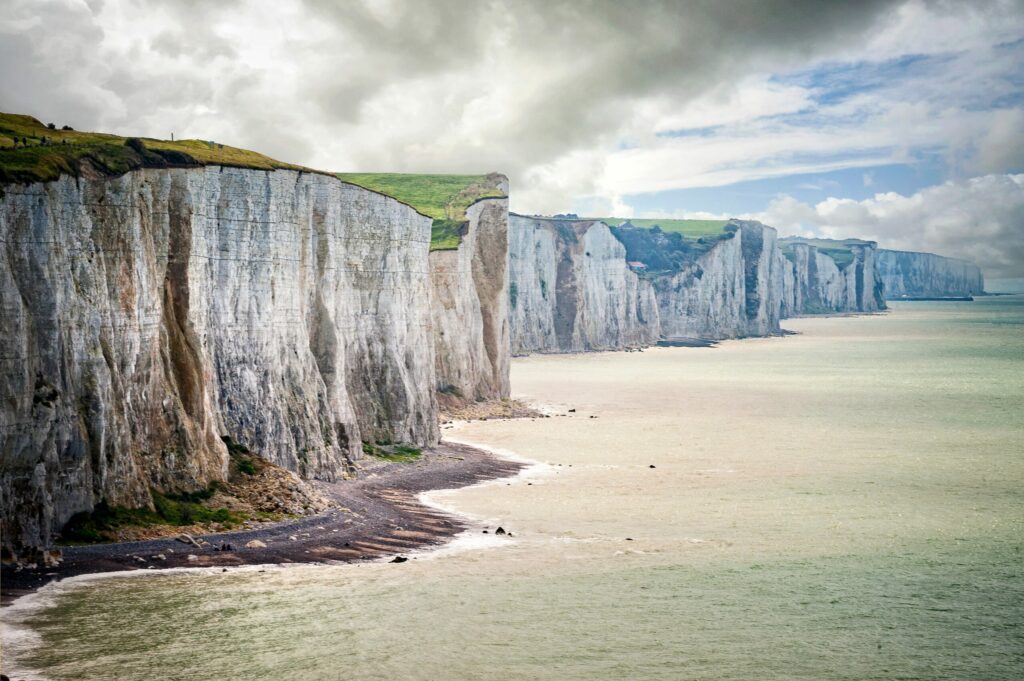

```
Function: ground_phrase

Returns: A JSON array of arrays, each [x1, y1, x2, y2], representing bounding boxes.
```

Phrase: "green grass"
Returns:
[[0, 112, 315, 186], [337, 172, 506, 250], [594, 218, 730, 238], [362, 441, 423, 463], [59, 486, 244, 544]]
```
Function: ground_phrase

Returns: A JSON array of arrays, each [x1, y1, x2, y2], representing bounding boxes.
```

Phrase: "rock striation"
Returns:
[[430, 184, 511, 401], [877, 249, 985, 298], [509, 218, 886, 353], [784, 241, 886, 314], [508, 216, 660, 354], [0, 165, 509, 557]]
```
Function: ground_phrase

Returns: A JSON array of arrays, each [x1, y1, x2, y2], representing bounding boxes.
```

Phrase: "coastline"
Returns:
[[0, 440, 525, 607]]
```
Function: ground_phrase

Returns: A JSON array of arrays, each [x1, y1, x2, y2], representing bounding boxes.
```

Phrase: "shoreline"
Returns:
[[0, 440, 526, 607]]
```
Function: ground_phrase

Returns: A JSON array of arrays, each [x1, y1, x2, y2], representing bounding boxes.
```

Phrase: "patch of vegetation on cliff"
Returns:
[[60, 485, 244, 544], [597, 217, 730, 238], [336, 172, 507, 250], [362, 442, 423, 462], [59, 438, 331, 544], [0, 112, 315, 185], [610, 222, 736, 277]]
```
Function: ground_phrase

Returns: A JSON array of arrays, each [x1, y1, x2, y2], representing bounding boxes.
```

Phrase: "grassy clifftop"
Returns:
[[0, 113, 506, 251], [337, 173, 507, 250], [595, 217, 729, 238], [0, 112, 312, 185]]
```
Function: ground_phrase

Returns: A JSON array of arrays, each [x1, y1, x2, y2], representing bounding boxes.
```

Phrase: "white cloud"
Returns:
[[756, 174, 1024, 277]]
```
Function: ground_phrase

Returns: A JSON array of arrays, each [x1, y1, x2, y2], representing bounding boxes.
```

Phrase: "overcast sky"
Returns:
[[2, 0, 1022, 276]]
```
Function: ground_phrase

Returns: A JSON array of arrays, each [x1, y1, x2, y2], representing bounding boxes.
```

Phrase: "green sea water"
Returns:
[[4, 297, 1023, 680]]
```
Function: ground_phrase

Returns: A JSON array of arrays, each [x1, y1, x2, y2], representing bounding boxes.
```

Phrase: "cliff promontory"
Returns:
[[0, 115, 509, 557]]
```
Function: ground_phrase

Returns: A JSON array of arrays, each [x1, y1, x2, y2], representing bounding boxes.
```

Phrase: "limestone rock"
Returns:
[[877, 249, 984, 298]]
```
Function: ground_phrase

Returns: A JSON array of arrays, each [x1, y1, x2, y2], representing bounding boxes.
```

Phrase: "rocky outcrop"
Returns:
[[786, 242, 886, 313], [0, 166, 446, 555], [508, 216, 660, 354], [654, 221, 797, 340], [508, 218, 887, 352], [877, 249, 985, 298], [429, 187, 511, 401]]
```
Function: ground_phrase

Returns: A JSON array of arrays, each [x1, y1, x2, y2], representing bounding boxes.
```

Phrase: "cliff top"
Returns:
[[780, 236, 876, 249], [0, 112, 317, 185], [779, 237, 876, 269], [593, 217, 729, 238], [337, 172, 507, 250]]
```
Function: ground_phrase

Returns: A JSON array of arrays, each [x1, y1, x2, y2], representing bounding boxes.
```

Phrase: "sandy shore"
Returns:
[[0, 441, 524, 606]]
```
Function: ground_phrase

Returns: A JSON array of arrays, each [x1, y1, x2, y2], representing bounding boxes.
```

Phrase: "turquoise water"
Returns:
[[4, 297, 1023, 680]]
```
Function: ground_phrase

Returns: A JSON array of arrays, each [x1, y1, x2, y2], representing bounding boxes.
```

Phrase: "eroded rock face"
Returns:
[[430, 193, 510, 401], [0, 167, 441, 554], [787, 242, 886, 313], [877, 249, 985, 297], [509, 217, 887, 352], [508, 216, 660, 354], [655, 221, 792, 340]]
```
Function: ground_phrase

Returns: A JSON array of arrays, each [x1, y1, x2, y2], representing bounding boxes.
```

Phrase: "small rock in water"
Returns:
[[482, 529, 489, 534], [649, 464, 656, 469], [568, 409, 576, 413], [495, 527, 506, 536], [390, 556, 408, 563], [625, 538, 634, 541], [245, 540, 267, 549], [590, 415, 597, 419], [222, 568, 228, 572]]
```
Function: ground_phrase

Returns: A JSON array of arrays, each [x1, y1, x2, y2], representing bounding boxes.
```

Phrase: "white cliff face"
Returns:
[[430, 194, 511, 401], [656, 222, 792, 340], [786, 242, 885, 314], [508, 216, 659, 354], [510, 218, 888, 353], [1, 166, 442, 554], [654, 233, 745, 340], [877, 249, 985, 297]]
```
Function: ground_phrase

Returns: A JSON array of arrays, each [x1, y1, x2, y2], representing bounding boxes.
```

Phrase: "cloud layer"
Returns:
[[757, 175, 1024, 278], [1, 0, 1022, 274]]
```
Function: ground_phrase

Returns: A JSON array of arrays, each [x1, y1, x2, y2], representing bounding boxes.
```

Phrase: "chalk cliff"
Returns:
[[0, 166, 459, 555], [508, 216, 659, 354], [509, 218, 886, 352], [430, 189, 511, 400], [877, 249, 985, 298], [785, 241, 886, 313]]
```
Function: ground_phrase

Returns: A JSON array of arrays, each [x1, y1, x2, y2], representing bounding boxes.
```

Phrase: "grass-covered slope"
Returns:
[[337, 172, 507, 250], [609, 221, 736, 278], [595, 217, 729, 238], [0, 112, 313, 185]]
